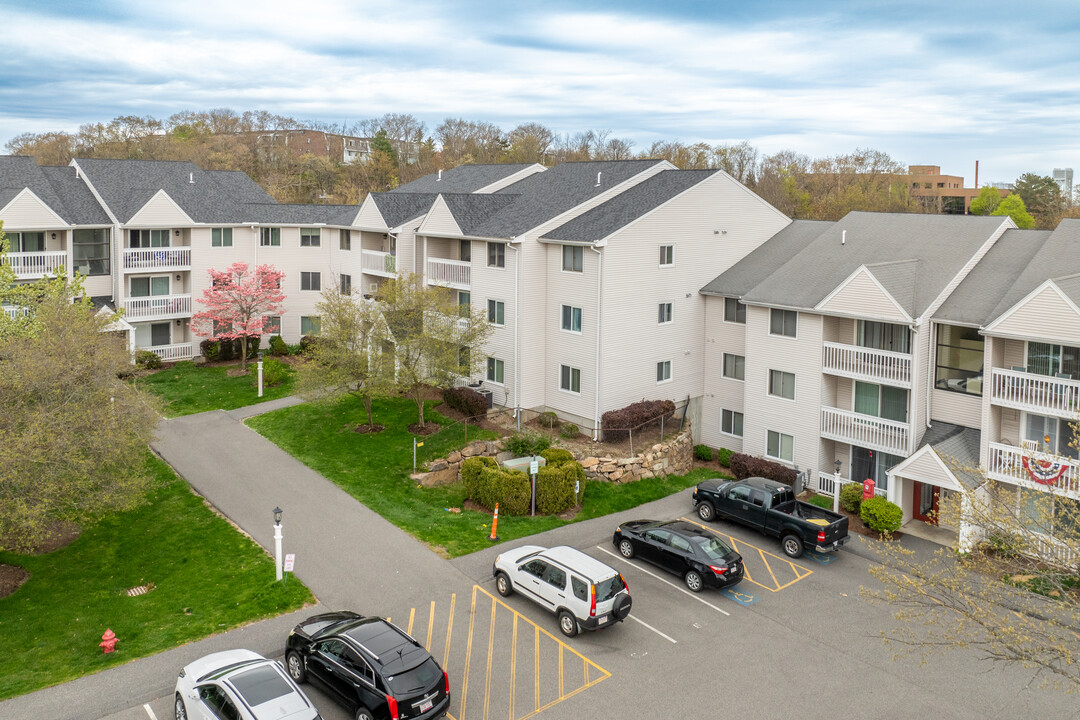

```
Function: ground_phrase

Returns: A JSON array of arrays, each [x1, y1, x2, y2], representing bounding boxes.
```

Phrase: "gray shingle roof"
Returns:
[[391, 164, 538, 194], [739, 212, 1009, 318], [700, 220, 826, 297], [540, 170, 718, 244], [241, 203, 359, 225], [369, 192, 440, 229], [917, 421, 982, 482], [38, 166, 112, 224], [440, 193, 521, 235], [0, 155, 74, 223], [983, 218, 1080, 321], [208, 170, 276, 205], [933, 228, 1050, 326]]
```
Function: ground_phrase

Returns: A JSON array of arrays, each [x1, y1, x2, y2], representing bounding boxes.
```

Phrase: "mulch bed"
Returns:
[[0, 564, 29, 599], [354, 424, 385, 434], [409, 422, 443, 436]]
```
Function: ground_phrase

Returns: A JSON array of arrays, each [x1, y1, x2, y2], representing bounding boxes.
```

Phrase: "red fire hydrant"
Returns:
[[99, 629, 118, 654], [862, 478, 876, 501]]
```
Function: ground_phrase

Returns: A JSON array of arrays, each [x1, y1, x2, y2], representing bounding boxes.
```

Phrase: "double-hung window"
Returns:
[[300, 228, 321, 247], [561, 305, 582, 332], [260, 227, 281, 246], [724, 297, 746, 323], [339, 229, 351, 250], [487, 242, 505, 268], [560, 365, 581, 393], [340, 274, 352, 295], [562, 245, 583, 272], [723, 353, 745, 381], [487, 299, 505, 326], [211, 228, 233, 247]]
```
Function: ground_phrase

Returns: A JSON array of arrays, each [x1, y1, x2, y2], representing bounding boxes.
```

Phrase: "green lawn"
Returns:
[[0, 452, 313, 700], [248, 395, 723, 556], [135, 360, 296, 417]]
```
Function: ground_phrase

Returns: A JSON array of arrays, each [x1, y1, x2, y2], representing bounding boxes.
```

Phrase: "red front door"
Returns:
[[912, 481, 940, 524]]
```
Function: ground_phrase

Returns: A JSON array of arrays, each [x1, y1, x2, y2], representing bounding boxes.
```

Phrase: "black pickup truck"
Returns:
[[692, 476, 849, 558]]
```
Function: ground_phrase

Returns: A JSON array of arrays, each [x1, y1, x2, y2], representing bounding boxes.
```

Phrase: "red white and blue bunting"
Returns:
[[1022, 454, 1069, 485]]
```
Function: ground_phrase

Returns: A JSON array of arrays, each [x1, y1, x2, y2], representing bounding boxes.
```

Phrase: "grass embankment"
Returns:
[[135, 360, 296, 417], [0, 452, 313, 700], [248, 396, 721, 556]]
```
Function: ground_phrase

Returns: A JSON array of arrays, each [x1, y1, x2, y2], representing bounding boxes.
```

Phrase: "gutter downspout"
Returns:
[[509, 237, 521, 428], [590, 240, 606, 440]]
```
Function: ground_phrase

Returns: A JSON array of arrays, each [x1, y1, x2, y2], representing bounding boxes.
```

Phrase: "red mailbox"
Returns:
[[862, 478, 875, 501]]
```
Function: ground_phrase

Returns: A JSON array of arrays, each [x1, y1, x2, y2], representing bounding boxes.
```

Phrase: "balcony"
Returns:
[[822, 341, 912, 388], [361, 250, 397, 278], [140, 342, 194, 361], [4, 251, 67, 279], [3, 305, 29, 320], [820, 406, 909, 456], [990, 367, 1080, 416], [123, 247, 191, 272], [121, 294, 192, 321], [987, 442, 1080, 499], [427, 258, 470, 290]]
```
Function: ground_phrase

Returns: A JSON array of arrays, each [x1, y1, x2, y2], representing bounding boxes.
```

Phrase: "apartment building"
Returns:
[[701, 212, 1080, 554]]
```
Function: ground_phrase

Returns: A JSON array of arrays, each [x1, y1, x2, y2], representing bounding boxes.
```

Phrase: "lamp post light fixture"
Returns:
[[257, 351, 265, 398], [833, 459, 843, 513], [273, 506, 283, 582]]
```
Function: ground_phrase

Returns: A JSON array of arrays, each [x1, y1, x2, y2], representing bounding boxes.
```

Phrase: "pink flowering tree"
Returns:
[[190, 262, 286, 371]]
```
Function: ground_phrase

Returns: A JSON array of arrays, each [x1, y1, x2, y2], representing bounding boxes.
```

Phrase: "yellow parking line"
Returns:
[[482, 596, 496, 720], [508, 614, 518, 720], [426, 600, 435, 652], [558, 644, 564, 698], [680, 517, 813, 593], [407, 607, 415, 636], [458, 586, 478, 720], [443, 593, 456, 671], [533, 625, 540, 713]]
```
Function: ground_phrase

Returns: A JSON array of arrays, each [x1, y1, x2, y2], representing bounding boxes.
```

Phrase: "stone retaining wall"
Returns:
[[412, 425, 694, 486]]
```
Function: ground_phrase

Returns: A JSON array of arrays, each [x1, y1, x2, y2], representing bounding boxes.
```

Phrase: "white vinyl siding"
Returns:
[[991, 284, 1080, 346], [818, 268, 910, 322]]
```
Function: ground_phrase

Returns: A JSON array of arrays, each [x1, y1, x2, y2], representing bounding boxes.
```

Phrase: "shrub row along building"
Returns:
[[2, 155, 1078, 553]]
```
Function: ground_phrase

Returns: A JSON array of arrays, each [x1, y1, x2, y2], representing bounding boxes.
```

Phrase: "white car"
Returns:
[[492, 545, 632, 637], [174, 649, 322, 720]]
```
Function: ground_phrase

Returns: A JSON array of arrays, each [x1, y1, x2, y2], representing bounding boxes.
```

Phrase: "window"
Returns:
[[850, 447, 902, 492], [301, 271, 321, 291], [770, 309, 797, 337], [7, 231, 45, 252], [260, 227, 281, 246], [487, 242, 505, 268], [857, 320, 909, 353], [340, 274, 352, 295], [1024, 412, 1079, 459], [656, 360, 672, 383], [935, 324, 984, 395], [659, 244, 674, 266], [487, 299, 505, 325], [766, 430, 794, 462], [571, 576, 588, 601], [854, 381, 908, 422], [339, 229, 351, 250], [722, 353, 744, 381], [301, 316, 321, 335], [211, 228, 233, 247], [562, 245, 583, 272], [724, 297, 745, 324], [722, 409, 743, 437], [769, 370, 795, 399], [300, 228, 321, 247], [658, 302, 673, 324], [72, 228, 110, 275], [130, 229, 170, 248], [561, 305, 582, 333], [1027, 341, 1080, 380], [560, 365, 581, 393], [130, 276, 169, 297], [487, 357, 504, 384], [263, 316, 281, 334], [1016, 486, 1080, 537], [457, 291, 470, 315], [460, 239, 471, 262], [543, 565, 566, 590], [149, 322, 170, 346]]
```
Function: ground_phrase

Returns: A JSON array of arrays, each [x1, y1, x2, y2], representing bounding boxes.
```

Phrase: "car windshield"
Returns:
[[229, 665, 293, 706], [388, 657, 441, 695], [691, 535, 734, 561], [594, 575, 626, 602]]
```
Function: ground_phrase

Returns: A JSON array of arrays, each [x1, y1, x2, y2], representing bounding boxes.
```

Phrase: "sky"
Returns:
[[1, 0, 1079, 185]]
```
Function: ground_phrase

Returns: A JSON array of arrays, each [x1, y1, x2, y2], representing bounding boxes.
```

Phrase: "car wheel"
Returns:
[[684, 570, 704, 593], [285, 650, 306, 683], [782, 534, 805, 559], [558, 610, 579, 638], [697, 501, 714, 522], [496, 572, 513, 597], [613, 592, 633, 621], [618, 538, 635, 558], [174, 693, 187, 720], [355, 707, 375, 720]]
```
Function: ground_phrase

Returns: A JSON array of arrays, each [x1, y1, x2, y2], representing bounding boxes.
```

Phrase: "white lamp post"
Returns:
[[273, 506, 283, 581], [257, 351, 264, 398], [833, 459, 842, 513]]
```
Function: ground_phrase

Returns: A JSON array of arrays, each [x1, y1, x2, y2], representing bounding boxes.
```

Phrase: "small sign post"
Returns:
[[283, 553, 295, 573], [413, 438, 424, 471], [530, 458, 540, 516]]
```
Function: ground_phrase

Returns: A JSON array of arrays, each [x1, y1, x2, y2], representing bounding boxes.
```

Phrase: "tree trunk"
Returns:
[[239, 336, 248, 372], [363, 394, 374, 427], [414, 387, 425, 428]]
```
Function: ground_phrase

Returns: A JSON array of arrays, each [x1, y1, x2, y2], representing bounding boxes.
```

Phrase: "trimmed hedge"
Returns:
[[199, 335, 259, 362], [861, 496, 903, 534], [461, 456, 498, 500], [477, 466, 531, 515], [694, 444, 715, 462], [540, 448, 575, 466], [559, 423, 579, 439], [463, 454, 585, 515], [728, 453, 797, 485], [839, 482, 864, 514], [504, 431, 552, 457], [269, 335, 289, 356], [538, 411, 559, 428], [717, 448, 734, 467], [441, 386, 489, 419], [135, 350, 162, 369], [601, 399, 676, 441], [250, 357, 289, 387]]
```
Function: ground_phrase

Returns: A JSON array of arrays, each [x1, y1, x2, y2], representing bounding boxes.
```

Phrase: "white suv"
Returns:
[[493, 545, 632, 637]]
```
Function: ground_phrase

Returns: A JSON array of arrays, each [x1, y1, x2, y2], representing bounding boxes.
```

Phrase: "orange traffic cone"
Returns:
[[488, 503, 500, 542]]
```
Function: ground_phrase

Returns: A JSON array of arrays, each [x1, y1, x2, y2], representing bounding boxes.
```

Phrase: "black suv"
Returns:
[[285, 611, 450, 720]]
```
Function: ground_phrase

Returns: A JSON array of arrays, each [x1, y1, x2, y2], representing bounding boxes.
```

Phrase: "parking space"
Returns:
[[676, 516, 815, 593]]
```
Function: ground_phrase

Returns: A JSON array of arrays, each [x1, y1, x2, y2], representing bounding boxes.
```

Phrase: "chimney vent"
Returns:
[[437, 169, 442, 181], [189, 172, 195, 184], [841, 230, 846, 246], [595, 172, 602, 187]]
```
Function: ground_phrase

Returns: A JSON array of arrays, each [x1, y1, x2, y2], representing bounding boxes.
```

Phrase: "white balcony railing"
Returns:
[[3, 305, 29, 320], [140, 343, 194, 361], [987, 442, 1080, 499], [820, 406, 910, 456], [4, 251, 67, 278], [361, 250, 397, 277], [121, 294, 191, 321], [822, 341, 912, 388], [427, 258, 470, 289], [123, 247, 191, 272], [812, 471, 887, 499], [990, 367, 1080, 416]]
